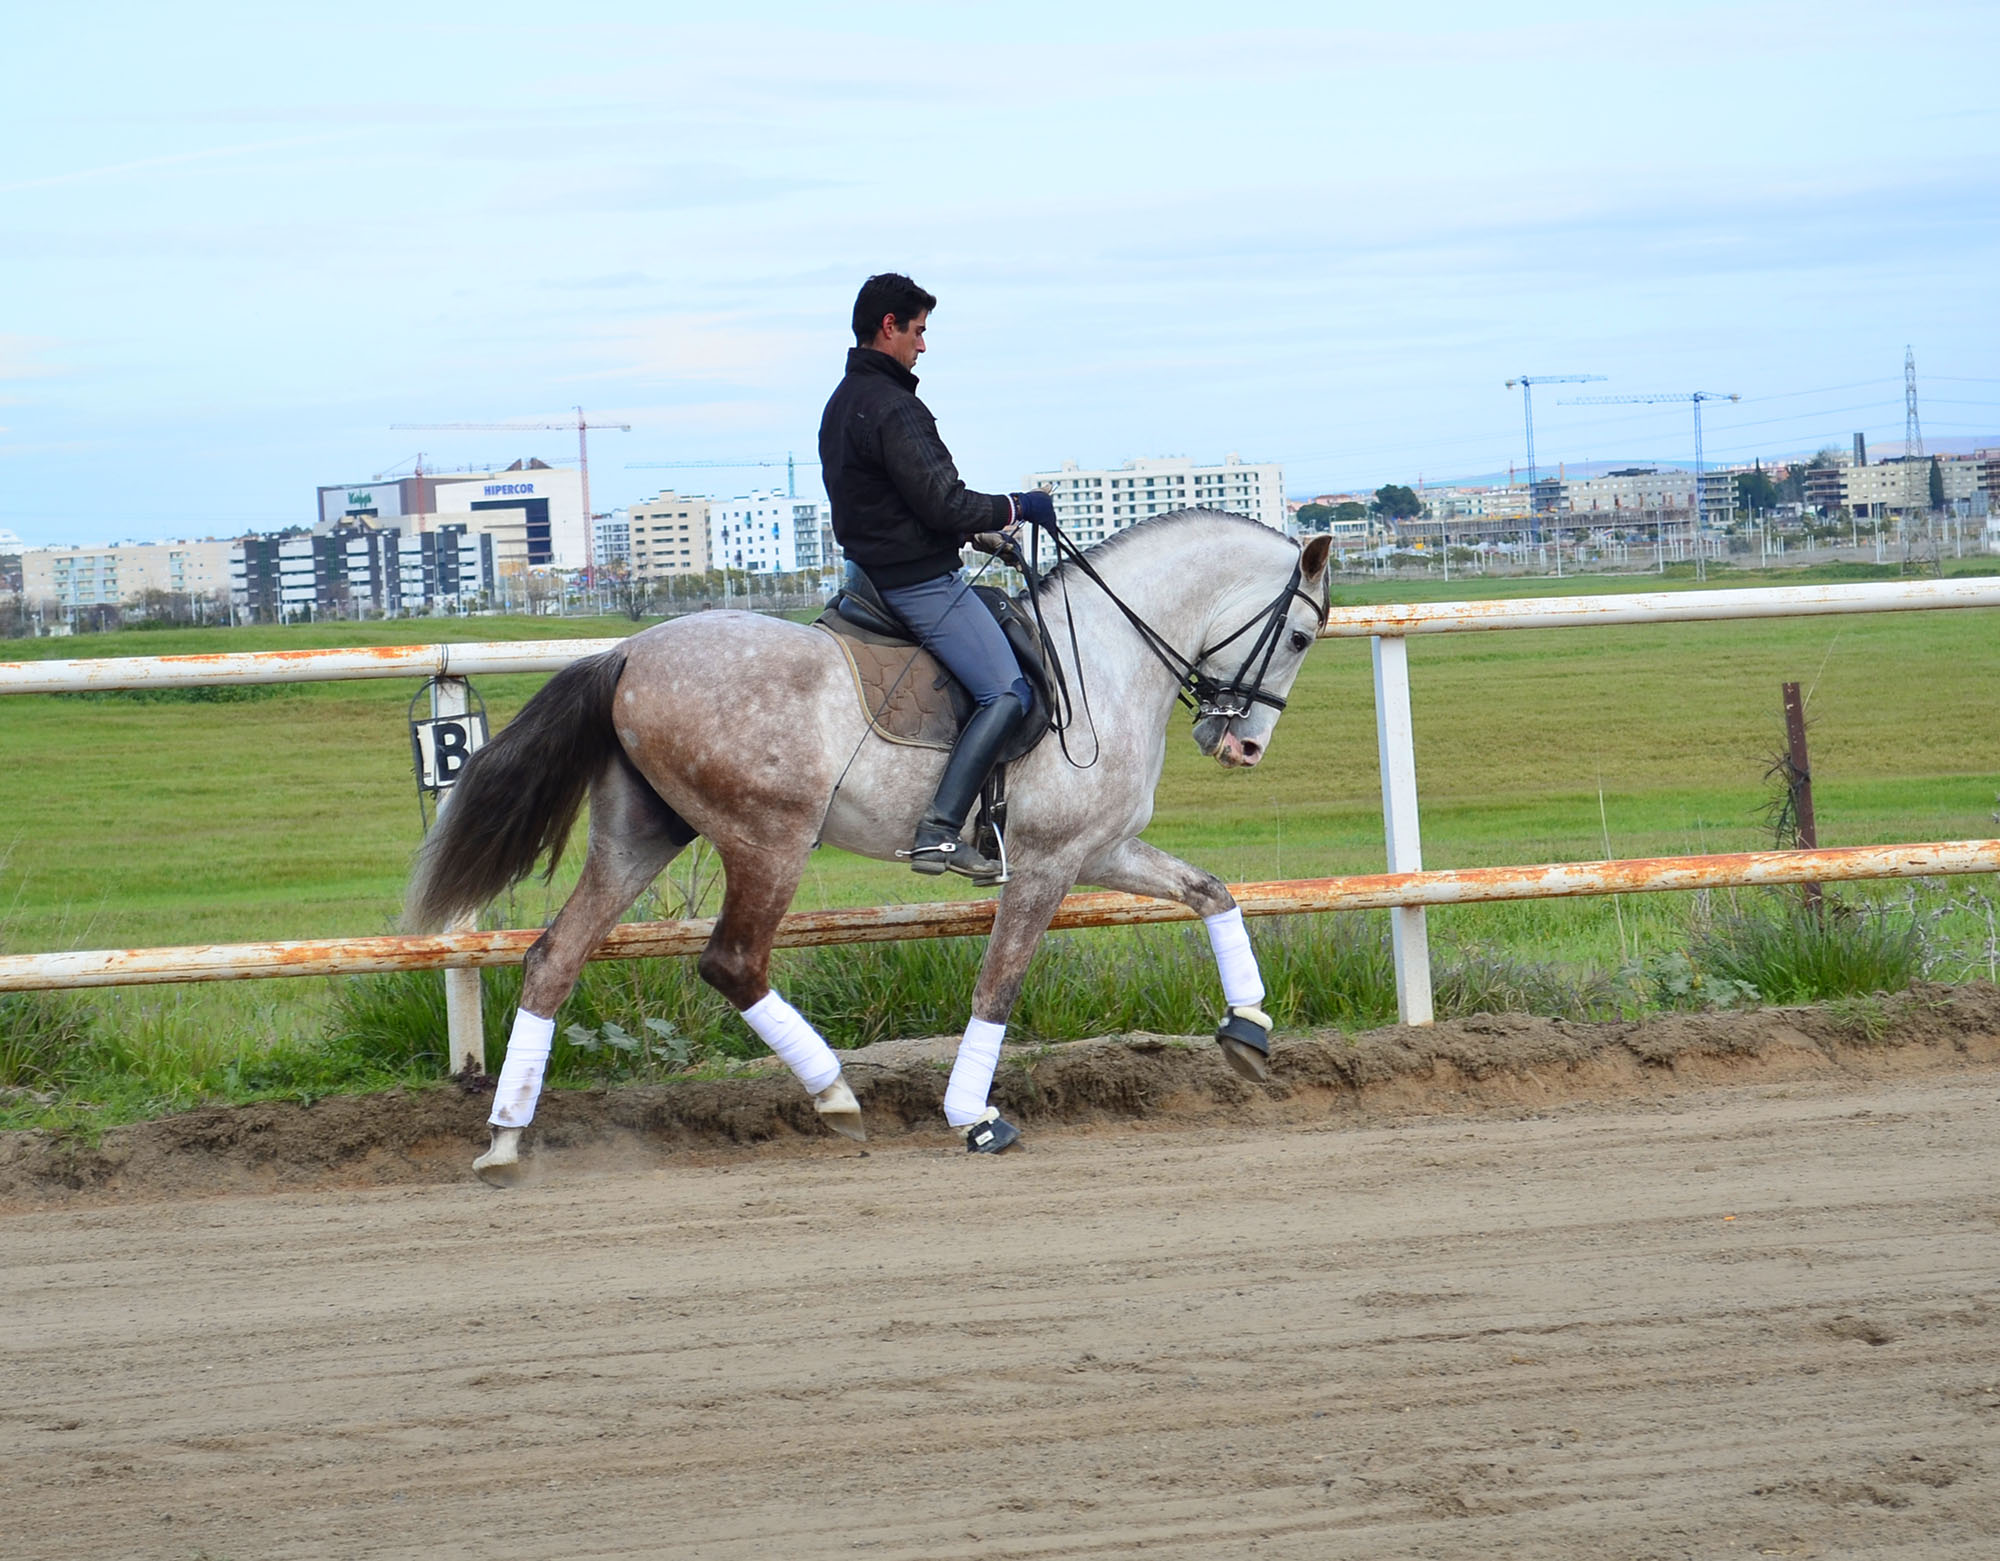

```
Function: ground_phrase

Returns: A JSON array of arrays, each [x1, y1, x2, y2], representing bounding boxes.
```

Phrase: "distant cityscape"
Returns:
[[3, 441, 1997, 634]]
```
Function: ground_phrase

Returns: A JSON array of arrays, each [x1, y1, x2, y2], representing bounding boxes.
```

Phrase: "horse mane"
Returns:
[[1031, 507, 1295, 601]]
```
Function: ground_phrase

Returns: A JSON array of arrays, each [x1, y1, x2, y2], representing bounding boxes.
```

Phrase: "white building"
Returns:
[[708, 491, 832, 574], [1023, 455, 1286, 546], [22, 538, 235, 610], [430, 465, 587, 570], [594, 512, 631, 569]]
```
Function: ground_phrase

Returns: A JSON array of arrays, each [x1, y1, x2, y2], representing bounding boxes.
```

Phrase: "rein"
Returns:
[[1011, 516, 1328, 743]]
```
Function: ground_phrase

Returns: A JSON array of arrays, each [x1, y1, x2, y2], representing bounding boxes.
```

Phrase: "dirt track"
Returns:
[[8, 1005, 2000, 1558]]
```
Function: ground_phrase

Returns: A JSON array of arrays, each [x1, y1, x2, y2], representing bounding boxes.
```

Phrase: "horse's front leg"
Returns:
[[1082, 837, 1276, 1082], [946, 864, 1079, 1153]]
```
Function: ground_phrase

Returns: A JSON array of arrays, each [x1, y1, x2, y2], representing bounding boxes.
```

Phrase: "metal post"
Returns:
[[431, 675, 486, 1074], [1371, 635, 1434, 1024]]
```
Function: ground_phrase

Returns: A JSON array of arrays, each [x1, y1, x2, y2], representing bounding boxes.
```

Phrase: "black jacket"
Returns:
[[818, 347, 1011, 589]]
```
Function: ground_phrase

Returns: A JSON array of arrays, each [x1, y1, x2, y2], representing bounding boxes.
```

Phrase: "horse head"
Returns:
[[1190, 532, 1333, 768]]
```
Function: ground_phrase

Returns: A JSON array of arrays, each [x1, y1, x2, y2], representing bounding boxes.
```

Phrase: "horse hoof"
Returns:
[[813, 1079, 867, 1142], [1217, 1036, 1271, 1082], [473, 1127, 524, 1187], [1216, 1006, 1273, 1082]]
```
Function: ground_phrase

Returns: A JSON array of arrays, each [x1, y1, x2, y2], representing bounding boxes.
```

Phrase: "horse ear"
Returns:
[[1300, 533, 1333, 581]]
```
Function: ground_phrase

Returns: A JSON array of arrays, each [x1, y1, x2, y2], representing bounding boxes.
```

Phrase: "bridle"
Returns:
[[1008, 516, 1328, 760]]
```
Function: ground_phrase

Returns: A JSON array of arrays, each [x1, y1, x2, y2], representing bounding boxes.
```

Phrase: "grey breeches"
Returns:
[[877, 570, 1033, 711]]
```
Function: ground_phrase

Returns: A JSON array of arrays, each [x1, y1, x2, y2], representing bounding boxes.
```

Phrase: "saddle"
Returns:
[[811, 569, 1053, 764]]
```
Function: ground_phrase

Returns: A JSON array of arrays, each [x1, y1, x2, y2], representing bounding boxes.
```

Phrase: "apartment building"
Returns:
[[1802, 455, 1986, 517], [1023, 455, 1285, 547], [708, 492, 832, 575], [627, 492, 711, 582], [231, 525, 494, 620], [22, 538, 235, 610]]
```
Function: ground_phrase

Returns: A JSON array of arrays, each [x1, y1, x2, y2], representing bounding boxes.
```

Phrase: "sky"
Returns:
[[4, 0, 1998, 547]]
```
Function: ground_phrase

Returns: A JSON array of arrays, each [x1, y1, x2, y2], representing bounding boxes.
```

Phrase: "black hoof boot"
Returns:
[[1215, 1005, 1273, 1082], [962, 1107, 1021, 1154]]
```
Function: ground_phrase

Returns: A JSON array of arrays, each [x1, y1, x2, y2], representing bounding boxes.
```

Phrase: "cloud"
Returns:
[[515, 162, 839, 215], [0, 336, 65, 381], [0, 130, 374, 196]]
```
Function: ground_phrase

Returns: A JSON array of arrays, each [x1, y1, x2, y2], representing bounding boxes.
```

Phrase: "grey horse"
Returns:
[[406, 510, 1334, 1179]]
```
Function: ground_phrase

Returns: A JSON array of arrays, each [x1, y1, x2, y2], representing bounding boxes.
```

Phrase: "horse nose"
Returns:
[[1219, 731, 1263, 767]]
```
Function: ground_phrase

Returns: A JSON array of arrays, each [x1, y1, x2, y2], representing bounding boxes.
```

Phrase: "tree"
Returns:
[[1929, 455, 1946, 509], [1333, 500, 1368, 525], [1372, 484, 1421, 520], [1293, 503, 1335, 532], [1735, 460, 1780, 514]]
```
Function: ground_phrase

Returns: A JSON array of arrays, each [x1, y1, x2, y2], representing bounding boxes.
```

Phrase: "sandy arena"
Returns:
[[6, 996, 2000, 1559]]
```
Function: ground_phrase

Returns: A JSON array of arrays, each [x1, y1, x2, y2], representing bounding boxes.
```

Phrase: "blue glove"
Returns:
[[1010, 490, 1057, 528]]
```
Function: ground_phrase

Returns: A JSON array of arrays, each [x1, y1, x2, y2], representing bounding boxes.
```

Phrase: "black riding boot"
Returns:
[[903, 694, 1028, 884]]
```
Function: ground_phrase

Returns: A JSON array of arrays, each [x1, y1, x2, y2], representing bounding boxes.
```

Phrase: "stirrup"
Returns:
[[898, 832, 1008, 887], [960, 1106, 1021, 1154]]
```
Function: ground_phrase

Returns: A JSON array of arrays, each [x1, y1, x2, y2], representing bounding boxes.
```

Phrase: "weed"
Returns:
[[1824, 993, 1895, 1045], [1690, 896, 1923, 1004], [1434, 946, 1620, 1021], [1620, 950, 1761, 1012], [0, 989, 96, 1087]]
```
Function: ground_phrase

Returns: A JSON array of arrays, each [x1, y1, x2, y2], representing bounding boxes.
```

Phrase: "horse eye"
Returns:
[[1289, 630, 1313, 652]]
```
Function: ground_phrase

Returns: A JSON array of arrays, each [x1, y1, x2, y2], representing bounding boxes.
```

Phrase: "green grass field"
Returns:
[[3, 559, 1997, 1125]]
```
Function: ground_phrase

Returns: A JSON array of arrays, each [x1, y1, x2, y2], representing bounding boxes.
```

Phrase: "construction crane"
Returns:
[[1504, 375, 1604, 538], [370, 451, 427, 482], [390, 408, 631, 574], [1560, 391, 1740, 576], [626, 454, 818, 499]]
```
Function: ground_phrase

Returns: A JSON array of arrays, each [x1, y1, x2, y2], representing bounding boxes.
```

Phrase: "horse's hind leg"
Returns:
[[1082, 837, 1274, 1082], [696, 836, 865, 1142], [476, 757, 694, 1185]]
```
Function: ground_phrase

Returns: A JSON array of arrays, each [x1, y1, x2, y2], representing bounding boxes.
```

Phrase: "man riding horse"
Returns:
[[424, 273, 1334, 1179], [818, 272, 1055, 885]]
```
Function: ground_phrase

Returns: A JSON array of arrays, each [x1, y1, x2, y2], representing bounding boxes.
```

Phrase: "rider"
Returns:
[[819, 272, 1055, 883]]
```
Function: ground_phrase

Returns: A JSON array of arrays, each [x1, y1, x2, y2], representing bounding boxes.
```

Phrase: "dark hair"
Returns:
[[851, 273, 936, 345]]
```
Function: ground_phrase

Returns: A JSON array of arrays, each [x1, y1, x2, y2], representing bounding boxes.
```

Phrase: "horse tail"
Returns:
[[404, 648, 630, 932]]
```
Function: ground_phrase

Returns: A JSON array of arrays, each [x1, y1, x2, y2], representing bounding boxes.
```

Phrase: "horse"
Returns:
[[406, 510, 1334, 1180]]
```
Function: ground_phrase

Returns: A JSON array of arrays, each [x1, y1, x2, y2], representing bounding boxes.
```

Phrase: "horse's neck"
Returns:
[[1050, 526, 1280, 685]]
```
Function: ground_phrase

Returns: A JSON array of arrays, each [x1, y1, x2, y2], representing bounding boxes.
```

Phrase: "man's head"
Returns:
[[852, 272, 935, 370]]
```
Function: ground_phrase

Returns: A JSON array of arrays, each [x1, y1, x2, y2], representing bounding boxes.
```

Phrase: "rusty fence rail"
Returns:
[[4, 574, 1998, 1044], [2, 842, 1995, 996]]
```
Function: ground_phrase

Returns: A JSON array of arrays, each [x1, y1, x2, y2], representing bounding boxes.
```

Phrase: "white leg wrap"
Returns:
[[742, 991, 841, 1095], [489, 1010, 556, 1129], [1204, 906, 1266, 1007], [944, 1017, 1007, 1128]]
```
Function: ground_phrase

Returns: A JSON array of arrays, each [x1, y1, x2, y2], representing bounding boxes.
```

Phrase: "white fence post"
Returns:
[[431, 676, 485, 1074], [1372, 635, 1435, 1025]]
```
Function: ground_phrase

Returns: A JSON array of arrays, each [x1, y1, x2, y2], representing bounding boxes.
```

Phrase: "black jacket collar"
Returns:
[[845, 345, 919, 393]]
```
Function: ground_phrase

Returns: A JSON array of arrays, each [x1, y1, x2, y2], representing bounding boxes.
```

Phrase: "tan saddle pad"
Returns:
[[813, 621, 959, 751]]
